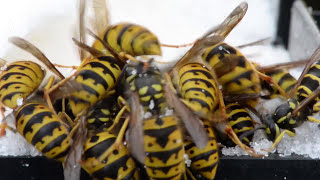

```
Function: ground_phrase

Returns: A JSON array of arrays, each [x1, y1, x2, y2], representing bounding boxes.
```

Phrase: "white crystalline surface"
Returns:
[[0, 0, 317, 159]]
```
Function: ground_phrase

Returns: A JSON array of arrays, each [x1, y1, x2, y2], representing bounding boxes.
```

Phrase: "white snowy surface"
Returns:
[[0, 0, 317, 158]]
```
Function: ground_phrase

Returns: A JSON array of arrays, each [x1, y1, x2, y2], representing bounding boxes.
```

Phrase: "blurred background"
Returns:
[[0, 0, 282, 68]]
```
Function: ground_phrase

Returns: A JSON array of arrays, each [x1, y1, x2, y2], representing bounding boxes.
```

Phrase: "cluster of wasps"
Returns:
[[1, 0, 320, 180]]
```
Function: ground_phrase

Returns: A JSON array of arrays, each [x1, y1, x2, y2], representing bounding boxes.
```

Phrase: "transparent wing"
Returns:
[[127, 92, 145, 163], [164, 82, 209, 149], [9, 37, 65, 79]]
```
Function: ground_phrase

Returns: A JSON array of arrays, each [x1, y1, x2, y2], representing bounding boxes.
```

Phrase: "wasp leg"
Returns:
[[106, 105, 128, 133], [264, 129, 295, 152], [53, 63, 79, 69], [217, 121, 263, 157], [0, 122, 16, 136], [98, 116, 130, 162], [43, 76, 59, 114], [307, 116, 320, 123], [253, 65, 289, 99], [161, 42, 194, 48]]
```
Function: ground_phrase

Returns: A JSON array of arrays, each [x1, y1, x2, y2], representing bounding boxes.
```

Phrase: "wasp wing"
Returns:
[[63, 114, 87, 180], [9, 37, 65, 79], [127, 92, 145, 163], [91, 0, 110, 37], [289, 47, 320, 97], [169, 2, 248, 75], [164, 82, 209, 149]]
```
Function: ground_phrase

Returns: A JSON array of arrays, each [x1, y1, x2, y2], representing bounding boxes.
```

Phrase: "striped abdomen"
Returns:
[[184, 121, 219, 180], [226, 103, 255, 146], [143, 116, 185, 180], [177, 63, 219, 116], [202, 43, 261, 96], [69, 56, 122, 115], [86, 96, 120, 132], [15, 103, 71, 162], [93, 23, 161, 56], [0, 61, 44, 109], [262, 69, 296, 99], [82, 131, 139, 180], [297, 61, 320, 104]]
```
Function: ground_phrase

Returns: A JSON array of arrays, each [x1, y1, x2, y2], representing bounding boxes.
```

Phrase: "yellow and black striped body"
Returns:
[[143, 116, 185, 180], [0, 61, 44, 109], [297, 61, 320, 104], [15, 102, 71, 162], [267, 62, 320, 132], [225, 103, 255, 146], [202, 43, 260, 106], [176, 63, 219, 117], [262, 114, 283, 141], [262, 69, 296, 99], [82, 131, 139, 180], [127, 64, 166, 115], [184, 121, 218, 180], [69, 56, 122, 115], [86, 95, 120, 132], [93, 23, 161, 56]]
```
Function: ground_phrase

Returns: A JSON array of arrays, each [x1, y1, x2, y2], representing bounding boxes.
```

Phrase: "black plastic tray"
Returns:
[[0, 154, 319, 180]]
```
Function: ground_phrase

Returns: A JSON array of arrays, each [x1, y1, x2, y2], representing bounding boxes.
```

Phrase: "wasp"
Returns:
[[223, 102, 255, 147], [184, 120, 219, 180], [257, 47, 320, 151], [113, 59, 211, 180], [166, 2, 261, 158], [89, 0, 161, 57], [81, 95, 140, 180], [168, 2, 287, 110]]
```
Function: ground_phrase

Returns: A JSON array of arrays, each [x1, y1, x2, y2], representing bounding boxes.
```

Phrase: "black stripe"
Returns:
[[180, 69, 213, 80], [182, 78, 214, 89], [83, 137, 116, 159], [23, 111, 54, 136], [299, 76, 320, 93], [97, 56, 122, 70], [5, 64, 39, 78], [146, 145, 183, 164], [228, 111, 250, 121], [15, 103, 38, 121], [1, 91, 25, 102], [147, 161, 182, 175], [226, 70, 253, 86], [204, 43, 237, 63], [117, 24, 135, 47], [69, 96, 91, 105], [278, 73, 295, 86], [92, 154, 132, 179], [83, 62, 118, 83], [185, 88, 215, 100], [307, 66, 320, 78], [1, 72, 32, 81], [184, 142, 196, 151], [230, 120, 254, 131], [190, 150, 217, 162], [42, 134, 68, 154], [31, 121, 62, 145], [0, 82, 30, 91], [226, 104, 242, 111], [189, 98, 211, 110], [150, 173, 181, 180], [144, 125, 177, 148], [196, 161, 218, 173], [77, 70, 108, 94], [131, 29, 149, 53]]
